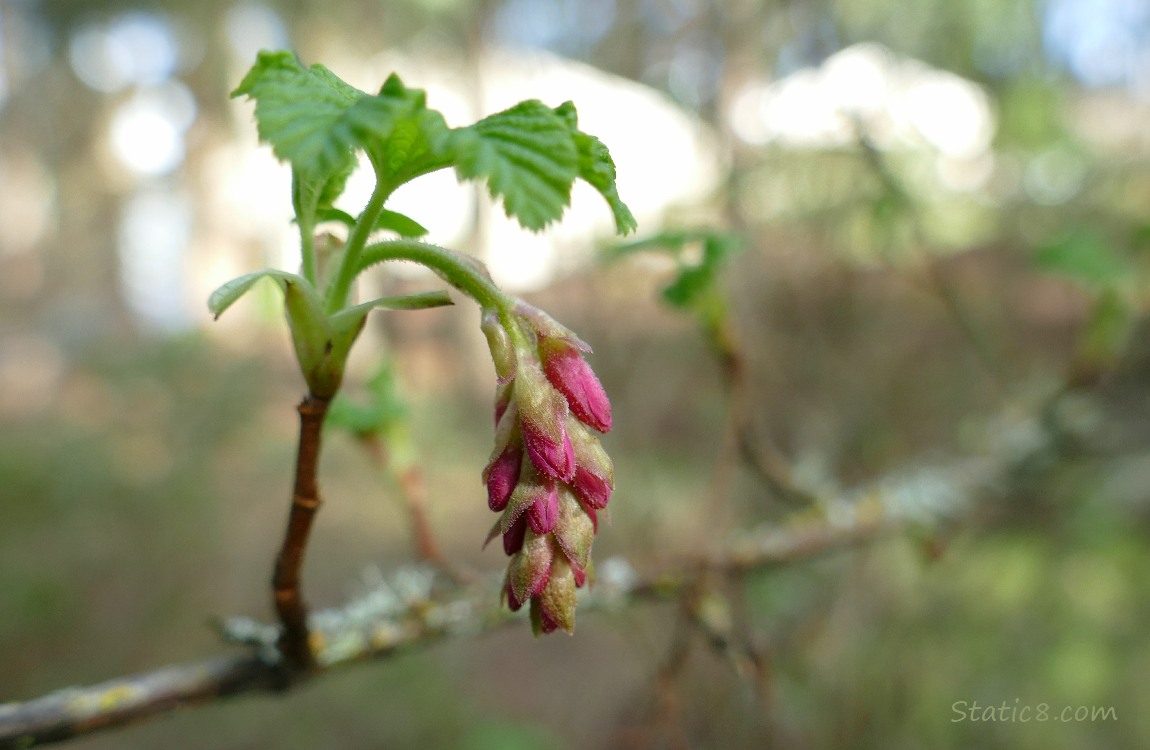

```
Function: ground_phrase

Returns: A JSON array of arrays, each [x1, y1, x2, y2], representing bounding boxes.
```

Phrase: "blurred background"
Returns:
[[2, 0, 1150, 747]]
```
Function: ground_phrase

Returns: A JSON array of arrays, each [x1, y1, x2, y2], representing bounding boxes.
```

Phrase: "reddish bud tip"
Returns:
[[583, 506, 598, 533], [485, 446, 522, 512], [528, 481, 560, 534], [539, 607, 560, 634], [503, 514, 528, 556], [506, 579, 524, 612], [523, 422, 576, 482], [540, 339, 612, 433], [493, 382, 513, 426], [573, 466, 612, 510]]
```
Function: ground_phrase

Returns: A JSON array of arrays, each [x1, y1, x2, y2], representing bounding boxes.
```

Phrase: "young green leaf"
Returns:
[[328, 290, 454, 334], [207, 268, 310, 319], [327, 360, 409, 437], [316, 207, 358, 228], [451, 100, 579, 231], [232, 51, 365, 181], [315, 207, 429, 238], [374, 209, 429, 238], [573, 130, 637, 235], [233, 54, 449, 200], [363, 76, 453, 186], [554, 102, 636, 235]]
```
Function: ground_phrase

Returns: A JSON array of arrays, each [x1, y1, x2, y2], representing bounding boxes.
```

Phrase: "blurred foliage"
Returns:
[[3, 0, 1150, 748]]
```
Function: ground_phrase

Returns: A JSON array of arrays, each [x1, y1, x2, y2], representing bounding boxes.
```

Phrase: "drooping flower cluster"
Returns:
[[481, 303, 614, 635]]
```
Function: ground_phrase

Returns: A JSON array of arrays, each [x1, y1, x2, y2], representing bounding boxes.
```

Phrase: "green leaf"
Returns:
[[316, 207, 358, 228], [232, 51, 366, 181], [294, 158, 357, 220], [327, 360, 409, 437], [1079, 288, 1134, 367], [207, 269, 308, 319], [555, 102, 637, 235], [606, 229, 697, 260], [374, 209, 429, 238], [233, 54, 449, 200], [315, 207, 428, 238], [451, 100, 579, 231], [605, 230, 742, 310], [365, 77, 453, 185], [1035, 228, 1130, 288], [328, 290, 453, 333]]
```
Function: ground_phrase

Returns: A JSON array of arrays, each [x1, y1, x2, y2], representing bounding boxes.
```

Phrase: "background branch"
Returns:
[[0, 388, 1060, 748]]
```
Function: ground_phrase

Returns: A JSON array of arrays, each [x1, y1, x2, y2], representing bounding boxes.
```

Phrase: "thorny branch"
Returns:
[[0, 390, 1066, 748]]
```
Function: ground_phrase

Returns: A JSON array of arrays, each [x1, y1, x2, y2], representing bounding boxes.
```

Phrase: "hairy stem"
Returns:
[[326, 180, 391, 313], [359, 239, 514, 313], [298, 217, 318, 287], [272, 394, 330, 672]]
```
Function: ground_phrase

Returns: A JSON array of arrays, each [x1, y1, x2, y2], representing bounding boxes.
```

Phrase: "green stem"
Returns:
[[358, 239, 516, 313], [298, 217, 318, 286], [326, 179, 391, 313]]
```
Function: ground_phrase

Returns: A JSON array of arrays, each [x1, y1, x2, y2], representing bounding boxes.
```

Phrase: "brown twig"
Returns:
[[0, 655, 278, 748], [853, 127, 1010, 388], [271, 393, 330, 673], [356, 434, 475, 584], [705, 313, 816, 507]]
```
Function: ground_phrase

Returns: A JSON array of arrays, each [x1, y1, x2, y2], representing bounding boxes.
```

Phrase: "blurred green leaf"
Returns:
[[1034, 228, 1131, 288], [609, 229, 743, 310], [327, 360, 409, 437], [460, 719, 560, 750], [1078, 289, 1134, 367]]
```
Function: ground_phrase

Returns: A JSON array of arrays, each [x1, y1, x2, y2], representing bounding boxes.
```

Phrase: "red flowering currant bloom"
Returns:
[[538, 336, 611, 433], [480, 305, 614, 635]]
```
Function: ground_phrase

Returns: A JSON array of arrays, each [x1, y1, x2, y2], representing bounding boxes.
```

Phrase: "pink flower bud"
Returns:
[[522, 423, 575, 482], [566, 417, 614, 509], [508, 531, 554, 605], [553, 487, 595, 573], [514, 302, 590, 351], [503, 514, 527, 555], [498, 462, 552, 535], [582, 506, 598, 533], [527, 481, 560, 534], [484, 444, 522, 512], [539, 337, 612, 433], [573, 466, 612, 510], [514, 357, 575, 481], [531, 555, 577, 635], [505, 578, 524, 612], [493, 381, 513, 426]]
